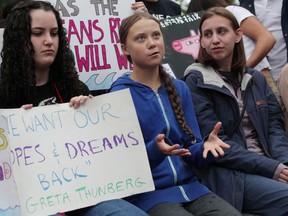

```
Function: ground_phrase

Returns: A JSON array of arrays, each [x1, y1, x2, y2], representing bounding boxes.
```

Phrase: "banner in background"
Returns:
[[160, 12, 204, 79]]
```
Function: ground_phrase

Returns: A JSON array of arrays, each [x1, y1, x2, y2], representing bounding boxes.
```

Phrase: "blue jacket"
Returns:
[[239, 0, 288, 62], [109, 74, 213, 211], [183, 63, 288, 211]]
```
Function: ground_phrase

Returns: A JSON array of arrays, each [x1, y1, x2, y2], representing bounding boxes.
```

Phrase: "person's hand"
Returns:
[[131, 2, 148, 13], [156, 134, 191, 156], [278, 167, 288, 183], [21, 104, 33, 109], [203, 122, 230, 159], [69, 94, 93, 108]]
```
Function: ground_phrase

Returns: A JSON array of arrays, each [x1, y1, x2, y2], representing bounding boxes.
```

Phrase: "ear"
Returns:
[[235, 28, 243, 43], [121, 44, 129, 56], [200, 37, 205, 49]]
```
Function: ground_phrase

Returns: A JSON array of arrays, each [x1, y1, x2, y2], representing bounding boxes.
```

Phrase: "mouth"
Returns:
[[148, 51, 160, 57], [212, 47, 223, 52], [42, 50, 54, 54]]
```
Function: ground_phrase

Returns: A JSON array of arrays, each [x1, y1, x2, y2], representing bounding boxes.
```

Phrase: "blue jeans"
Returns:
[[65, 199, 148, 216], [243, 174, 288, 216]]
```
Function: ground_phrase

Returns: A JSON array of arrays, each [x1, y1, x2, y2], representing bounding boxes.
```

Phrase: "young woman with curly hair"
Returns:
[[0, 0, 90, 108]]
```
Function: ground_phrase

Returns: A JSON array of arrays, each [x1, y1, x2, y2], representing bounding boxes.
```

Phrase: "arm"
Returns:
[[240, 15, 276, 68], [156, 122, 230, 158], [257, 71, 288, 164], [184, 72, 280, 178]]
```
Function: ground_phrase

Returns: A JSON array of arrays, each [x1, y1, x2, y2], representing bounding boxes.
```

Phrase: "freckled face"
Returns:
[[121, 18, 165, 70], [30, 9, 59, 70], [200, 15, 242, 70]]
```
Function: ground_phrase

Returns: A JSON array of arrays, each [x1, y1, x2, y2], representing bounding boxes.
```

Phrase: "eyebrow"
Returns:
[[31, 27, 58, 30]]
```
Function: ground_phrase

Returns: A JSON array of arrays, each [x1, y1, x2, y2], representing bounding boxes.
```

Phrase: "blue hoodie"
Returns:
[[109, 74, 214, 211]]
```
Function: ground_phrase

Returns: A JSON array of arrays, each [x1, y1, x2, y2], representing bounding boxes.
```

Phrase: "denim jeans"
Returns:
[[63, 199, 148, 216], [243, 173, 288, 216]]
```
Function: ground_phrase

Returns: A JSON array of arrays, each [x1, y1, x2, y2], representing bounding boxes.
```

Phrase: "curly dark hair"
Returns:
[[0, 0, 88, 108]]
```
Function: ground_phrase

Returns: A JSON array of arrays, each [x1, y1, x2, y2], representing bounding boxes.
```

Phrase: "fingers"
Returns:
[[21, 104, 33, 109], [131, 2, 148, 13], [203, 148, 220, 159], [279, 168, 288, 183], [203, 142, 230, 159], [69, 95, 92, 108], [156, 134, 191, 156], [210, 121, 222, 137], [162, 145, 191, 156], [156, 134, 165, 143], [219, 142, 230, 149]]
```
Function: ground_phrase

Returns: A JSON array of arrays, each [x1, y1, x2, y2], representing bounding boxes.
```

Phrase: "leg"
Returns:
[[66, 199, 148, 216], [184, 193, 242, 216], [277, 63, 288, 132], [243, 174, 288, 216], [147, 202, 193, 216]]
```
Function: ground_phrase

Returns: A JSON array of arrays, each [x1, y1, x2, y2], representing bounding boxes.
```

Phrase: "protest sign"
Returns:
[[160, 12, 204, 79], [48, 0, 134, 90], [0, 89, 154, 216], [0, 116, 21, 216]]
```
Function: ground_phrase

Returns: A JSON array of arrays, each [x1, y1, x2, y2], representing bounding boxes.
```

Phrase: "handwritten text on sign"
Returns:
[[47, 0, 134, 90], [0, 89, 154, 216]]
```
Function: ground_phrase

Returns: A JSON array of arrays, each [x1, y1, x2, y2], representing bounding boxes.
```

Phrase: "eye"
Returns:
[[31, 31, 42, 36], [152, 31, 161, 39], [218, 27, 227, 35], [136, 34, 145, 42], [203, 31, 212, 38], [51, 31, 58, 37]]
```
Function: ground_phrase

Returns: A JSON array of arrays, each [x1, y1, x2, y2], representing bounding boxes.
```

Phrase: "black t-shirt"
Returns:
[[32, 82, 58, 106], [30, 81, 91, 107], [141, 0, 181, 19]]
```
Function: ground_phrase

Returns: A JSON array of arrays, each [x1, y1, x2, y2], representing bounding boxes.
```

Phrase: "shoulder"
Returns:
[[225, 5, 254, 23], [245, 68, 266, 83], [109, 75, 131, 92], [78, 80, 91, 95]]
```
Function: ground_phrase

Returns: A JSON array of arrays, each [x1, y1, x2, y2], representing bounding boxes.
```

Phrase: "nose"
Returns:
[[211, 34, 220, 44], [147, 37, 156, 48], [44, 33, 53, 46]]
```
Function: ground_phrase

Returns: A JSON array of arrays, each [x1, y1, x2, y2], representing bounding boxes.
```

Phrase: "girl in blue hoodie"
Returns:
[[109, 11, 241, 216]]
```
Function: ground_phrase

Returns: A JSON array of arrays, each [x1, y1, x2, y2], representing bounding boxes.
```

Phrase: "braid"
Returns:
[[159, 65, 196, 143]]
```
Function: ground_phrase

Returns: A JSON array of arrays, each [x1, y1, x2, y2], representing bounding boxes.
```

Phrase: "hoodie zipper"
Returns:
[[155, 90, 178, 185]]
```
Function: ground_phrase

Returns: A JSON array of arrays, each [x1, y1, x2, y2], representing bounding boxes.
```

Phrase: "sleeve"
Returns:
[[258, 72, 288, 164], [177, 81, 215, 167], [225, 5, 254, 24], [184, 72, 280, 179]]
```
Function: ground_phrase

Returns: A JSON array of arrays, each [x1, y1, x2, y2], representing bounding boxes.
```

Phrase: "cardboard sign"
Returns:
[[0, 89, 154, 216]]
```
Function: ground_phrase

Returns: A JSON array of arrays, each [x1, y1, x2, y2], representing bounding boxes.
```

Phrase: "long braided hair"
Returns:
[[119, 12, 196, 143]]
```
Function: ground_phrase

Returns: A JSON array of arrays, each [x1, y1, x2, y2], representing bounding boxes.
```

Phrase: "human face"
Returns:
[[121, 18, 165, 70], [200, 15, 242, 71], [30, 9, 59, 71]]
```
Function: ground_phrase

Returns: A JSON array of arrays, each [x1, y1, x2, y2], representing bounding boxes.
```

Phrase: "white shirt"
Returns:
[[254, 0, 287, 81], [226, 5, 271, 72]]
